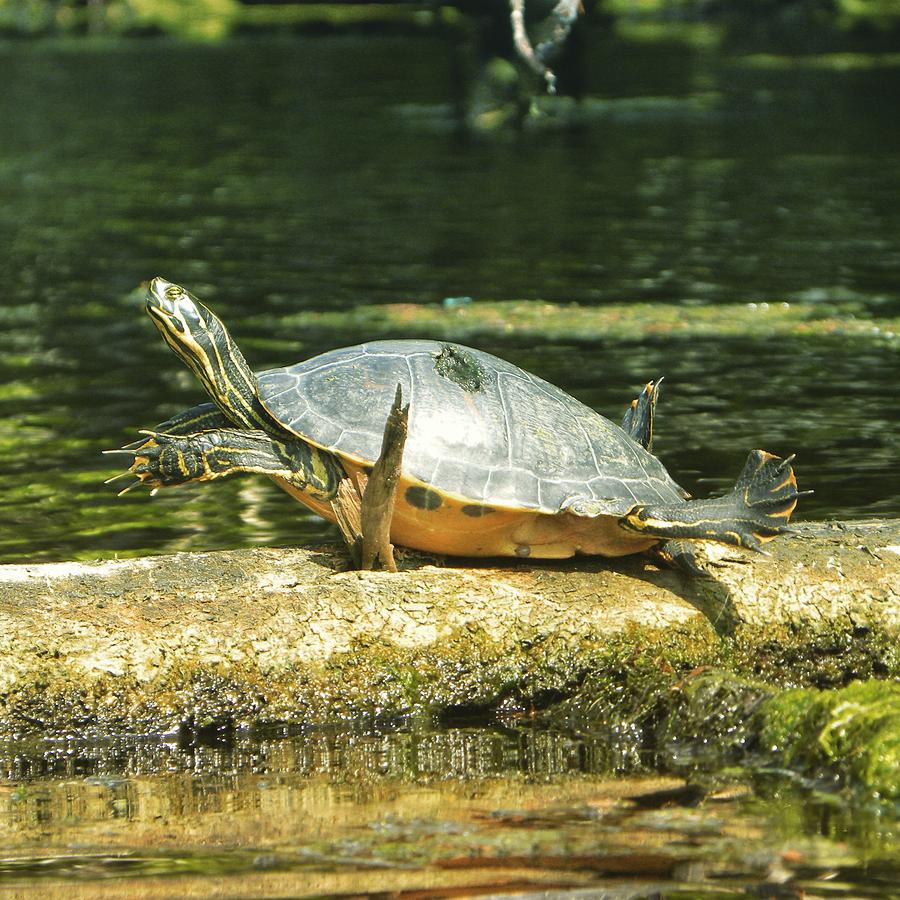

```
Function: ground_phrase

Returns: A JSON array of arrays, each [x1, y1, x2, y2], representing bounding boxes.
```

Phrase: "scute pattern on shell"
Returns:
[[257, 340, 686, 514]]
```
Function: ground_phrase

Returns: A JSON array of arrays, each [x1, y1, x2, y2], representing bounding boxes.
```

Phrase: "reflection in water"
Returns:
[[0, 37, 898, 565], [0, 726, 896, 897], [0, 726, 631, 783]]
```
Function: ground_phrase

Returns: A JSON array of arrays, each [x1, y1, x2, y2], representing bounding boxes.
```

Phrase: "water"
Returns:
[[0, 36, 898, 563], [0, 726, 896, 897]]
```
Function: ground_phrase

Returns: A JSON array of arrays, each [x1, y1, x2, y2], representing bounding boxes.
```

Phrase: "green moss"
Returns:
[[659, 670, 774, 763], [757, 680, 900, 800], [533, 627, 731, 769]]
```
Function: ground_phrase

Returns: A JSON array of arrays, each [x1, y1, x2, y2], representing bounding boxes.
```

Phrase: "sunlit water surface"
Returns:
[[0, 726, 897, 897]]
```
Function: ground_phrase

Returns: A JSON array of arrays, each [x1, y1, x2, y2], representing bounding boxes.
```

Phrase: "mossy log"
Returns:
[[0, 521, 896, 736]]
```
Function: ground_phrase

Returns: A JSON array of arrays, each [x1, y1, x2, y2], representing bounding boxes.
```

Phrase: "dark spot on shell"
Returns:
[[432, 344, 487, 393], [405, 486, 443, 511], [461, 504, 496, 517], [515, 544, 531, 558]]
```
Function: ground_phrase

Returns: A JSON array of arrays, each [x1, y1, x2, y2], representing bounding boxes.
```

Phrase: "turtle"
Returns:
[[108, 278, 805, 572]]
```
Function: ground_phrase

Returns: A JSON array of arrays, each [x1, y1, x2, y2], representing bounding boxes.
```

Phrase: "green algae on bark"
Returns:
[[274, 298, 900, 346], [726, 622, 900, 690]]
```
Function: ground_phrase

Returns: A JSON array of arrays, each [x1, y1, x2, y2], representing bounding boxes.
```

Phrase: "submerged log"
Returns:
[[0, 521, 896, 735]]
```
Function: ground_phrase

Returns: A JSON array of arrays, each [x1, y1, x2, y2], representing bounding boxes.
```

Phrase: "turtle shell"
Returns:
[[256, 340, 685, 516]]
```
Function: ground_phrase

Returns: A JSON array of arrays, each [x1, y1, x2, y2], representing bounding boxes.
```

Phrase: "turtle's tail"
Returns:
[[619, 450, 810, 552]]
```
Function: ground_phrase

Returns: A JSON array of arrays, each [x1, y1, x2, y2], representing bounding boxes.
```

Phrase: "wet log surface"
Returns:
[[0, 520, 897, 735]]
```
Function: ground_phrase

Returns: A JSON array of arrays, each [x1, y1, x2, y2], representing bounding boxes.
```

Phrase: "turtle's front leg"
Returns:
[[113, 428, 342, 501], [119, 403, 232, 449]]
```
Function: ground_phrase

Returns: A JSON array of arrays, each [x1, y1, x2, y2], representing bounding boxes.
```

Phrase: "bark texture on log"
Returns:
[[0, 521, 896, 734]]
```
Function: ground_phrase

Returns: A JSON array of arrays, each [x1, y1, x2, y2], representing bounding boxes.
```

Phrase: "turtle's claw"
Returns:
[[104, 433, 168, 493], [103, 470, 135, 485], [119, 437, 148, 450], [125, 432, 204, 489], [116, 480, 145, 497]]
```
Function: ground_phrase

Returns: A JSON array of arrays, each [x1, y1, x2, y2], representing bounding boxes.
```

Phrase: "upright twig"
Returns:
[[329, 385, 409, 572], [359, 385, 409, 572]]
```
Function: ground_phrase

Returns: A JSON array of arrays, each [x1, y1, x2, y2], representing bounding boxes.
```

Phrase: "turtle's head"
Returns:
[[146, 277, 223, 356], [145, 277, 258, 421]]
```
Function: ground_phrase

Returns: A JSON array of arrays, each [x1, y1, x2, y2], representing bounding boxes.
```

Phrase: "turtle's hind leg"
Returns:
[[620, 450, 809, 552]]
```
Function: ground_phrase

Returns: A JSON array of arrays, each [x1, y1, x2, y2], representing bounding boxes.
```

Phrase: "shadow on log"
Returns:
[[0, 521, 896, 736]]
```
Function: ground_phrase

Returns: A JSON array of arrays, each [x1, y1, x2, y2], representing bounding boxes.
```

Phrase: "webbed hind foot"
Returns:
[[620, 450, 810, 552]]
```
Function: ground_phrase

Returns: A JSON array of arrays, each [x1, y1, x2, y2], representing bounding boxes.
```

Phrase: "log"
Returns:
[[0, 521, 896, 736]]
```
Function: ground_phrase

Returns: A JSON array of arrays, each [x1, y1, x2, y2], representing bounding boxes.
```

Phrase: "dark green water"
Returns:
[[0, 36, 898, 563]]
